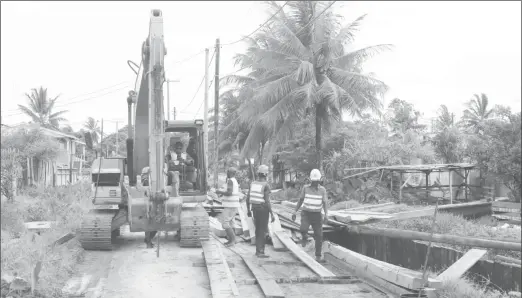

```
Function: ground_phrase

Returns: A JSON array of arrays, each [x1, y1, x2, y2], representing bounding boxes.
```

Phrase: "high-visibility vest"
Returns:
[[249, 181, 267, 205], [302, 186, 324, 212], [221, 177, 240, 208]]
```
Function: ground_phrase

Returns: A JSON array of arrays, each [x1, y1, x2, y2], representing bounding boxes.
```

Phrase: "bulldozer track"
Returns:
[[79, 210, 118, 251]]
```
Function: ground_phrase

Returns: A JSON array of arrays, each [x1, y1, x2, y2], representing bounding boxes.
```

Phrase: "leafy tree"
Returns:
[[224, 1, 391, 170], [385, 98, 426, 135], [434, 104, 455, 132], [17, 87, 68, 129], [465, 111, 521, 201], [83, 117, 100, 144], [461, 93, 494, 133], [432, 105, 464, 163]]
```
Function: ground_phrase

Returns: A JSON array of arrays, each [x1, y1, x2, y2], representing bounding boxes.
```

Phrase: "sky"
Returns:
[[1, 1, 521, 134]]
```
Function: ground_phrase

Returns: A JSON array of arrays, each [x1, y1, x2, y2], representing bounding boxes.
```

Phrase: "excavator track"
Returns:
[[179, 204, 209, 247], [79, 209, 117, 251]]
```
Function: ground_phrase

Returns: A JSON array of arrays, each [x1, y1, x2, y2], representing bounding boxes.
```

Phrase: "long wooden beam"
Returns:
[[437, 249, 487, 281], [274, 231, 336, 278], [201, 238, 239, 297], [323, 242, 441, 290], [347, 225, 521, 251]]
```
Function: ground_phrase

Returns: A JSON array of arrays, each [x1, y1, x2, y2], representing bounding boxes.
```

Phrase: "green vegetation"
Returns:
[[1, 183, 92, 297], [370, 212, 521, 260]]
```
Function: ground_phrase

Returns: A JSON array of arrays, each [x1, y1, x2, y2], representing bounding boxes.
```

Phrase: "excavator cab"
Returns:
[[164, 119, 207, 194]]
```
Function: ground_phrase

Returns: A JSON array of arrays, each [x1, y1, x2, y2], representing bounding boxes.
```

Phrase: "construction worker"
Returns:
[[215, 167, 241, 247], [292, 169, 329, 263], [246, 164, 275, 258]]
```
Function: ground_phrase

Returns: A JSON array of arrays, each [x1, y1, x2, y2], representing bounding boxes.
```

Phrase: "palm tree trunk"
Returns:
[[315, 106, 323, 171]]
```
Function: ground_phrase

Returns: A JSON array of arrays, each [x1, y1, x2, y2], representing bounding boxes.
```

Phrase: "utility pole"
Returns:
[[166, 79, 180, 121], [203, 48, 209, 183], [213, 38, 220, 188], [115, 121, 119, 156]]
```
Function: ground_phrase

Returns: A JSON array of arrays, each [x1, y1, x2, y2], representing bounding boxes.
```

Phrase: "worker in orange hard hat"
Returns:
[[246, 164, 275, 258], [292, 169, 329, 263], [215, 167, 241, 247]]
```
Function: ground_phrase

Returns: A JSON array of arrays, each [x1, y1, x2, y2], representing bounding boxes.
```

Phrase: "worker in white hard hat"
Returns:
[[246, 164, 275, 258], [292, 169, 329, 263], [215, 167, 241, 247]]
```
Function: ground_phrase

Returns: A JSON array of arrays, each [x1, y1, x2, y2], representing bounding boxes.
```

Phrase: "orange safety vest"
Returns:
[[221, 178, 240, 208], [249, 181, 267, 205], [302, 185, 324, 212]]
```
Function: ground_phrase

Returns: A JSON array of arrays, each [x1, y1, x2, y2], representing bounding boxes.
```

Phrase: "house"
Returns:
[[7, 123, 87, 187]]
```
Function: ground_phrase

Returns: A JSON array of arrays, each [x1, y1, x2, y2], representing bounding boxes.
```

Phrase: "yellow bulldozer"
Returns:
[[78, 9, 210, 252]]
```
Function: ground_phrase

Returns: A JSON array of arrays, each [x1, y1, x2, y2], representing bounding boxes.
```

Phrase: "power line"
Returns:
[[3, 84, 132, 118], [168, 2, 289, 67], [180, 50, 216, 113], [171, 49, 207, 65], [2, 81, 130, 114], [194, 78, 215, 119], [221, 1, 289, 46]]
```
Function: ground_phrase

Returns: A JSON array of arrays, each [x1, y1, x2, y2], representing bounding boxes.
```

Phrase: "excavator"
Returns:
[[78, 9, 210, 251]]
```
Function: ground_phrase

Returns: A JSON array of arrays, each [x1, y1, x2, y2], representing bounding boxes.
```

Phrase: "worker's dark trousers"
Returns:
[[252, 205, 269, 254], [300, 211, 323, 257]]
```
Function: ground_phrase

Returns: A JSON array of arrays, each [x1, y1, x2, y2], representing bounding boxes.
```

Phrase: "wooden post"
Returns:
[[449, 170, 453, 204], [464, 169, 469, 201], [203, 48, 209, 184], [399, 172, 403, 202], [425, 171, 430, 202], [390, 170, 393, 192], [213, 38, 220, 188]]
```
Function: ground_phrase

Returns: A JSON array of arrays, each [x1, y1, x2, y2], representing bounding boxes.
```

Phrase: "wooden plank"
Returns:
[[238, 203, 250, 238], [323, 242, 441, 289], [273, 231, 335, 278], [344, 202, 395, 211], [232, 246, 285, 298], [268, 214, 287, 251], [437, 249, 487, 281], [201, 239, 239, 298], [240, 202, 256, 244], [492, 201, 521, 210], [348, 225, 521, 251]]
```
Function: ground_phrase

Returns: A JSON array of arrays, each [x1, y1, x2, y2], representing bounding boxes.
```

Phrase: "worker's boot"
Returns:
[[301, 236, 308, 248], [224, 227, 236, 247], [256, 252, 269, 258], [315, 255, 326, 263]]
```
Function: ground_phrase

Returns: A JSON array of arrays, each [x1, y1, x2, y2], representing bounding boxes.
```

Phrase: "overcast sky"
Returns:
[[1, 1, 520, 134]]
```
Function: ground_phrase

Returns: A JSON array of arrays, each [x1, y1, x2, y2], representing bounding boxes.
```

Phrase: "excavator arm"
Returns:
[[132, 9, 167, 193]]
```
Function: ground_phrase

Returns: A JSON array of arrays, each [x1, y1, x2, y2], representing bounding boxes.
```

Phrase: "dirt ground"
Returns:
[[65, 225, 388, 298]]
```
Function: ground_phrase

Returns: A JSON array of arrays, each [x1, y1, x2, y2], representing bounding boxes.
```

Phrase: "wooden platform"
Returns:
[[202, 235, 389, 298]]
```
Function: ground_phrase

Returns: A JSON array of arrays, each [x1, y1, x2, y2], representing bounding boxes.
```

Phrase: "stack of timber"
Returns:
[[179, 204, 210, 247], [492, 201, 521, 224]]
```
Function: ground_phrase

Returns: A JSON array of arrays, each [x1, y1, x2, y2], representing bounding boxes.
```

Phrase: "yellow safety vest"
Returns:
[[302, 186, 324, 212], [249, 181, 267, 205], [222, 178, 240, 208]]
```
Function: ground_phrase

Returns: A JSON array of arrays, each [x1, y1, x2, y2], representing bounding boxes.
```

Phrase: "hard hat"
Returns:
[[227, 167, 237, 175], [310, 169, 322, 181], [257, 165, 269, 175]]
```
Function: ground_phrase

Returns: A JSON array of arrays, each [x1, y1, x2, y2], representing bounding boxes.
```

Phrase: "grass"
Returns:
[[437, 277, 513, 298], [369, 211, 521, 260], [1, 182, 92, 297]]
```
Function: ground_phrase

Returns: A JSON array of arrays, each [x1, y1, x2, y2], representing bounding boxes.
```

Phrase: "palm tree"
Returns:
[[461, 93, 493, 132], [83, 117, 100, 144], [434, 105, 455, 132], [17, 87, 68, 129], [223, 1, 391, 170]]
